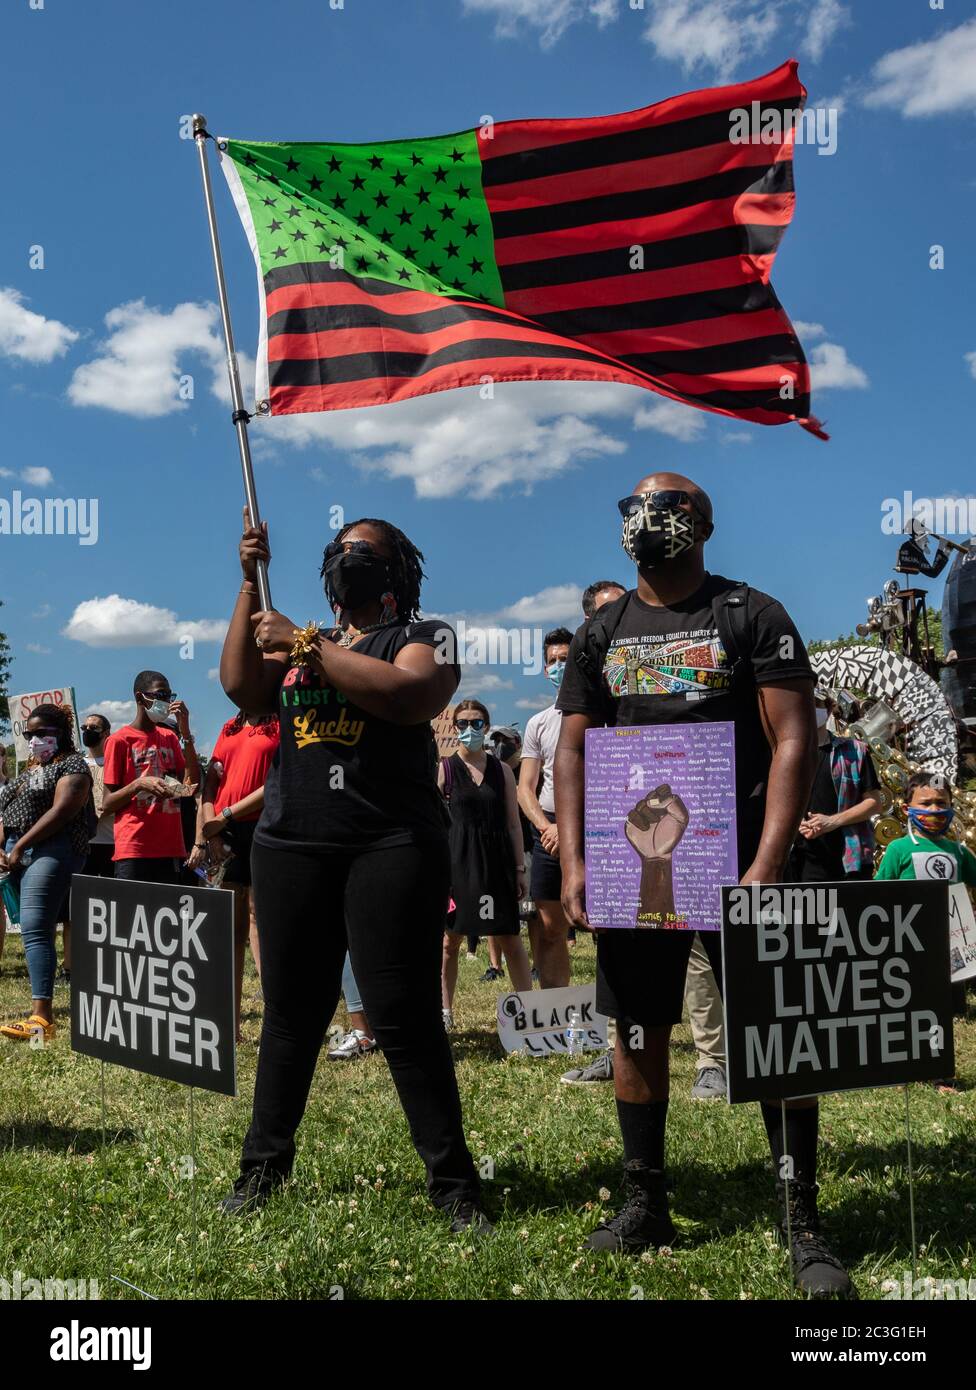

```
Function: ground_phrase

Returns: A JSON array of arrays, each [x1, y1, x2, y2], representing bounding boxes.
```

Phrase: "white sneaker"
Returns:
[[327, 1029, 378, 1061], [442, 1009, 455, 1031]]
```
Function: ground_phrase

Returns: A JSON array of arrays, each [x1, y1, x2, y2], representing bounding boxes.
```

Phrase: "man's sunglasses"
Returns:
[[617, 490, 708, 523], [144, 691, 176, 702], [455, 718, 486, 731]]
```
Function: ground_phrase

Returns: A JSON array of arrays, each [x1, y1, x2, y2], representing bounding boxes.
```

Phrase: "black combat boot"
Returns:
[[585, 1159, 676, 1253], [777, 1180, 855, 1298]]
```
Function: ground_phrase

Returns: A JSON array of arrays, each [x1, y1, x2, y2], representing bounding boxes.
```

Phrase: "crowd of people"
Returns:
[[1, 471, 973, 1299]]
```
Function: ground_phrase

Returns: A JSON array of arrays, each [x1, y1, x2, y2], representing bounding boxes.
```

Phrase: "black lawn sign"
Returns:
[[70, 875, 236, 1096], [721, 880, 953, 1103]]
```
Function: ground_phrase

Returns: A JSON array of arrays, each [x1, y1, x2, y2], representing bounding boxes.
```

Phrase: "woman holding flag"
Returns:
[[218, 509, 487, 1233]]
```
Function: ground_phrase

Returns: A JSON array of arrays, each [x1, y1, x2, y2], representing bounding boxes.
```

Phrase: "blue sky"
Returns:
[[1, 0, 974, 749]]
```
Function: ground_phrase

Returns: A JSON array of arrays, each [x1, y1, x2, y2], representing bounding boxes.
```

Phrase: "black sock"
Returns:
[[616, 1099, 668, 1169], [761, 1101, 819, 1188]]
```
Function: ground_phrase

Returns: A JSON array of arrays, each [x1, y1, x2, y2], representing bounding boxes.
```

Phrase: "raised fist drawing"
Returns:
[[624, 784, 689, 927]]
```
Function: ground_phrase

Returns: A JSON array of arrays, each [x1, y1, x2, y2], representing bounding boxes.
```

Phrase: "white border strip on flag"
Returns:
[[217, 140, 271, 409]]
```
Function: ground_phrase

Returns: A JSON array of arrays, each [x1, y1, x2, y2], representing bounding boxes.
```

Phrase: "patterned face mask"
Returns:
[[620, 501, 696, 568], [908, 806, 954, 836]]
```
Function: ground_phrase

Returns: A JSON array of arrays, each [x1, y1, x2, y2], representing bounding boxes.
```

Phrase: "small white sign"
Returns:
[[949, 884, 976, 982], [9, 686, 81, 765], [496, 984, 608, 1057]]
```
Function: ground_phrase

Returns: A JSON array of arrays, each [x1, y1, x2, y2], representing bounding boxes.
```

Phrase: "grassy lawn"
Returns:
[[1, 932, 973, 1302]]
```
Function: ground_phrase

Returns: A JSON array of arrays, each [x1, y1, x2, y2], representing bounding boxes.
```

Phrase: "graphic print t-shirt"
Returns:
[[876, 833, 976, 885], [556, 575, 815, 835], [256, 619, 457, 852], [103, 725, 186, 860]]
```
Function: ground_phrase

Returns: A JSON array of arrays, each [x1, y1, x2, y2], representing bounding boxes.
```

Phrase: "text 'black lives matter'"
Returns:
[[69, 875, 236, 1096], [721, 880, 953, 1103]]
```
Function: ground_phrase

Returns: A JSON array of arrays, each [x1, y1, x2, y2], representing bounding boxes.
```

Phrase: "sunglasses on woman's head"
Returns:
[[455, 718, 485, 731], [617, 490, 708, 522]]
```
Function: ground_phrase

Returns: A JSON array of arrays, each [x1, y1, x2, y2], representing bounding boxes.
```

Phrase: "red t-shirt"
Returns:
[[104, 725, 186, 860], [211, 718, 280, 821]]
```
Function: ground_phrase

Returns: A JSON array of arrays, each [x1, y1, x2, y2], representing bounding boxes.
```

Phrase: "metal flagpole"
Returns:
[[191, 113, 272, 612], [904, 1086, 919, 1286]]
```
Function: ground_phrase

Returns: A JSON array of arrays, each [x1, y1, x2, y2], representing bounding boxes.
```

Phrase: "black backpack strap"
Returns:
[[711, 582, 754, 684], [578, 589, 631, 675], [574, 589, 632, 719]]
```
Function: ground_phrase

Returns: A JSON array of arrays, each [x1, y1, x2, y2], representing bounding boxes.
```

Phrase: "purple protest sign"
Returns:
[[584, 722, 738, 930]]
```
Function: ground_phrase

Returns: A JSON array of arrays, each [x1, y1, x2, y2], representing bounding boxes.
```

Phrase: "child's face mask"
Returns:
[[908, 805, 954, 836]]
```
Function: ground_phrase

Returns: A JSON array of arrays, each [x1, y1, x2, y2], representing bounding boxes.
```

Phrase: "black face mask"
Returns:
[[81, 728, 102, 748], [620, 502, 696, 569], [322, 544, 392, 612]]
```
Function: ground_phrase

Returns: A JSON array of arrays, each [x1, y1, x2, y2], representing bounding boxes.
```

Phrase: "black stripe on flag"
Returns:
[[481, 99, 803, 187], [488, 160, 793, 241], [499, 224, 787, 293]]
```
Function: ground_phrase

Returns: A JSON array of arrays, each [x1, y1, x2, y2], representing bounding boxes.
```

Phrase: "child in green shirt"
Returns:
[[875, 772, 976, 886], [875, 770, 975, 1093]]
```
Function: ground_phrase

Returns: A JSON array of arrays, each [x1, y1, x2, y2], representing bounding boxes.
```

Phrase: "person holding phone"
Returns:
[[102, 673, 200, 884]]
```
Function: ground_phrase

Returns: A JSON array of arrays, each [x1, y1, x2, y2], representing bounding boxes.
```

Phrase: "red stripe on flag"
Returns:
[[650, 361, 808, 398], [267, 279, 515, 322], [484, 144, 791, 213], [479, 60, 804, 163], [579, 307, 797, 357], [502, 256, 768, 315], [267, 315, 600, 361], [268, 356, 809, 432], [492, 193, 794, 266]]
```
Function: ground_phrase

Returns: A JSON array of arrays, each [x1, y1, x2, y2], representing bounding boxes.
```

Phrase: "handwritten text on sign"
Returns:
[[496, 985, 608, 1056]]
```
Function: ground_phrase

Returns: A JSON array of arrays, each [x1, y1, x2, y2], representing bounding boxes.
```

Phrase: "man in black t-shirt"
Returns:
[[554, 471, 853, 1298]]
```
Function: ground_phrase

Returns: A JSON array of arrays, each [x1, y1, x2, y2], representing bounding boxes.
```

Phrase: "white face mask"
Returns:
[[145, 698, 171, 724], [815, 707, 829, 730], [29, 735, 59, 763]]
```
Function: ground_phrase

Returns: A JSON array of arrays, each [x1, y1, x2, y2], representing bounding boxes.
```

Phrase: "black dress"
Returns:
[[444, 753, 519, 937]]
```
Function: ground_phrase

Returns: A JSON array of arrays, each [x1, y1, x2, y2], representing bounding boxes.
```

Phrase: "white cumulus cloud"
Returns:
[[808, 341, 868, 391], [253, 380, 635, 500], [642, 0, 781, 81], [462, 0, 616, 48], [0, 466, 54, 486], [68, 300, 224, 418], [63, 595, 228, 648], [633, 397, 707, 442], [82, 700, 137, 727], [802, 0, 849, 64], [0, 287, 78, 364], [865, 18, 976, 117]]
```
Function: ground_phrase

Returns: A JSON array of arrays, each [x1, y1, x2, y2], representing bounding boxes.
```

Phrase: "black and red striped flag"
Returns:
[[219, 60, 825, 437]]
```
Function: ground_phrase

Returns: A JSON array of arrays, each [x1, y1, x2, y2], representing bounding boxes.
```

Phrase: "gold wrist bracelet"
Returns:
[[289, 621, 323, 664]]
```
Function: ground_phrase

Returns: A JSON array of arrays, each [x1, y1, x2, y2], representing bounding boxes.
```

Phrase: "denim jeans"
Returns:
[[6, 832, 86, 1001]]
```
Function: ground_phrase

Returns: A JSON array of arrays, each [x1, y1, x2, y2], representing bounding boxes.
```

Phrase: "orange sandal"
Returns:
[[0, 1014, 56, 1042]]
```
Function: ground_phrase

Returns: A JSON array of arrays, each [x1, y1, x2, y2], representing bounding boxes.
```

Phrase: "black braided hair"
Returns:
[[222, 711, 280, 737], [320, 518, 426, 621]]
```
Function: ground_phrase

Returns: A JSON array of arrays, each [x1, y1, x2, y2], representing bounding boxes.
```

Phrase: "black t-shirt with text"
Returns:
[[556, 575, 815, 845], [256, 619, 456, 853]]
